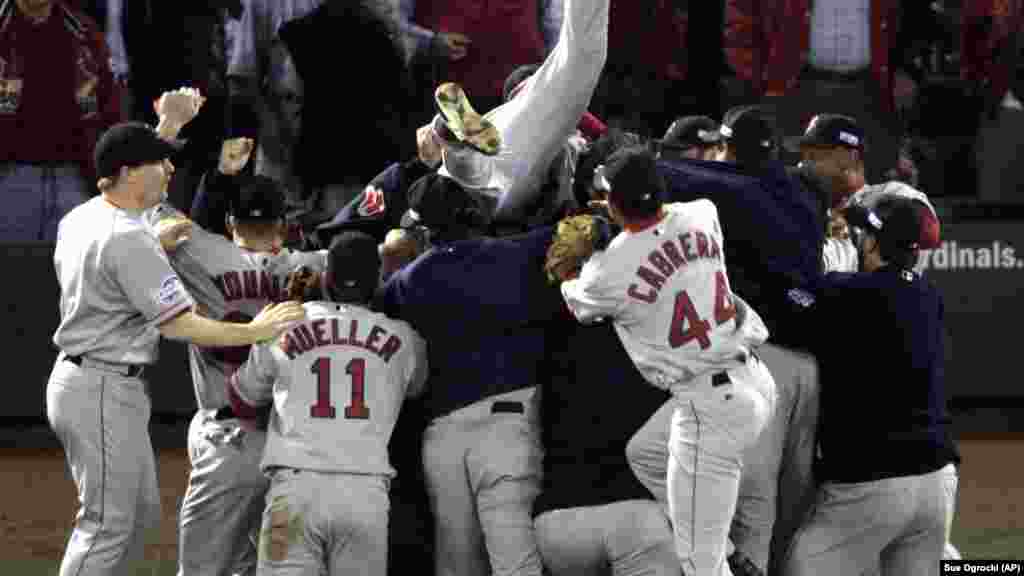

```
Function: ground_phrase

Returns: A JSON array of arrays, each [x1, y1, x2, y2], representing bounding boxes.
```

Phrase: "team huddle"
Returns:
[[44, 1, 961, 575]]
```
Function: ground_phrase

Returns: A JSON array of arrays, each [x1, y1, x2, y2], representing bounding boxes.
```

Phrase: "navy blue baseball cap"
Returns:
[[595, 145, 665, 212], [399, 173, 491, 235], [785, 114, 866, 152], [844, 198, 921, 251], [94, 122, 185, 179], [326, 230, 381, 298], [661, 116, 725, 150], [229, 175, 286, 221]]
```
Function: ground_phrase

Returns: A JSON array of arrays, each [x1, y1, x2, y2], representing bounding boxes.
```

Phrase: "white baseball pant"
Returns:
[[628, 344, 821, 575], [177, 409, 268, 576], [47, 358, 162, 576], [629, 356, 776, 576], [533, 500, 681, 576], [422, 387, 545, 576], [257, 469, 390, 576]]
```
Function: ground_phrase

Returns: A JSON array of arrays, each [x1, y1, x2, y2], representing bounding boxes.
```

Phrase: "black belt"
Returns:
[[66, 355, 145, 378], [712, 372, 731, 388], [800, 66, 871, 84], [492, 401, 525, 414]]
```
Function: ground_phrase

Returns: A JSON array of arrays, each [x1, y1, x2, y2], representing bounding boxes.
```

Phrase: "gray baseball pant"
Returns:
[[47, 357, 161, 576]]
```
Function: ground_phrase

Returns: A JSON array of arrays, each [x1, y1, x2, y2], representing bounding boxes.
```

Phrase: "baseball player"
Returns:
[[556, 146, 776, 576], [375, 172, 569, 576], [150, 167, 328, 576], [781, 198, 961, 575], [631, 109, 827, 576], [47, 118, 304, 576], [226, 231, 428, 575], [430, 0, 609, 227]]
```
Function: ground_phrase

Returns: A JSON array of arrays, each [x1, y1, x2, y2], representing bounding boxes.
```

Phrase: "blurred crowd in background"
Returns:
[[2, 0, 1023, 243]]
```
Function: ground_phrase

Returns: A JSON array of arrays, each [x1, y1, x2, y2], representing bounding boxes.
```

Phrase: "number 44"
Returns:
[[668, 271, 736, 350]]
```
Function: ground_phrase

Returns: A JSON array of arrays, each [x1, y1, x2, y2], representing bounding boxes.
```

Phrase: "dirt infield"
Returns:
[[2, 437, 1022, 568]]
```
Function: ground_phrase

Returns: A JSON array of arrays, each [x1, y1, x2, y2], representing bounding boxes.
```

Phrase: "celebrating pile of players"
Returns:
[[44, 0, 965, 575]]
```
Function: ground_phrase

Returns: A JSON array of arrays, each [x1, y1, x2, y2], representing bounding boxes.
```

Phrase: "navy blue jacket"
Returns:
[[534, 320, 671, 517], [315, 158, 433, 246], [796, 266, 960, 483], [375, 226, 563, 420], [658, 158, 824, 349], [190, 169, 237, 238]]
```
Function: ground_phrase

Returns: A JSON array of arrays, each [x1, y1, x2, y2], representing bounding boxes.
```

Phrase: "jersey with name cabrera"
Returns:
[[230, 301, 428, 476], [150, 205, 327, 410], [561, 200, 768, 394]]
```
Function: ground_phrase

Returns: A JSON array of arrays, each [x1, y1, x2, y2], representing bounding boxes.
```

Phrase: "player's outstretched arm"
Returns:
[[159, 302, 305, 347]]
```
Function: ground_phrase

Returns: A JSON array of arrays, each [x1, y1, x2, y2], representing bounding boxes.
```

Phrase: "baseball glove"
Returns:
[[544, 214, 610, 284], [284, 266, 322, 302]]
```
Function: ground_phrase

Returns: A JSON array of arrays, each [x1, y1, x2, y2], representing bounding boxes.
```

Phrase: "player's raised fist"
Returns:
[[218, 138, 255, 176], [156, 87, 205, 128]]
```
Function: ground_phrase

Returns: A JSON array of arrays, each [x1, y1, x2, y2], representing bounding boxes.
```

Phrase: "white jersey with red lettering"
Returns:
[[231, 301, 428, 476], [165, 221, 327, 410], [561, 200, 769, 396], [563, 199, 776, 575]]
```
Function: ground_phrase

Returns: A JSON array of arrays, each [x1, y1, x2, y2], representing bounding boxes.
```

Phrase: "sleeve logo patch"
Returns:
[[159, 275, 182, 306], [787, 288, 816, 308], [357, 186, 386, 217]]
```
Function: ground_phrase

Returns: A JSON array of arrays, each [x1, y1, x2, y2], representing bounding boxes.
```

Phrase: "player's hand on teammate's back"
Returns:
[[249, 301, 306, 342], [154, 216, 194, 252], [218, 138, 255, 176]]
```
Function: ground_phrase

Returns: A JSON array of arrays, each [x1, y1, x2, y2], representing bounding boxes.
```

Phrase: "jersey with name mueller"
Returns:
[[561, 200, 768, 395], [231, 301, 428, 476]]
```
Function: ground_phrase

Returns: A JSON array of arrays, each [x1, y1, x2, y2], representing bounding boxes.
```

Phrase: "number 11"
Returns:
[[309, 357, 370, 420]]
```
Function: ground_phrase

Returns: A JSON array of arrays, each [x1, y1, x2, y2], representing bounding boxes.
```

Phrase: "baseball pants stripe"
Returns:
[[47, 359, 161, 576], [667, 398, 742, 576]]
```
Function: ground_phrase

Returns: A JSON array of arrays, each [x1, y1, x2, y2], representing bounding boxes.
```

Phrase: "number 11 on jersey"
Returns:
[[309, 357, 370, 420]]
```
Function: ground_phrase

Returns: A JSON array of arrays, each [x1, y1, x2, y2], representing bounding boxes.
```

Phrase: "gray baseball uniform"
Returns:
[[230, 301, 427, 575], [49, 196, 195, 576], [147, 205, 326, 576]]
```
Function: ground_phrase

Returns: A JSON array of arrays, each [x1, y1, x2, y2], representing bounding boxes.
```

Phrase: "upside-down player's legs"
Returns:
[[178, 410, 268, 576]]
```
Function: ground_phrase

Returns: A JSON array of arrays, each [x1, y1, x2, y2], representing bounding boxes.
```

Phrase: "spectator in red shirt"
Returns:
[[722, 0, 935, 183], [401, 0, 562, 120], [589, 0, 688, 138], [963, 0, 1024, 114], [0, 0, 120, 242]]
